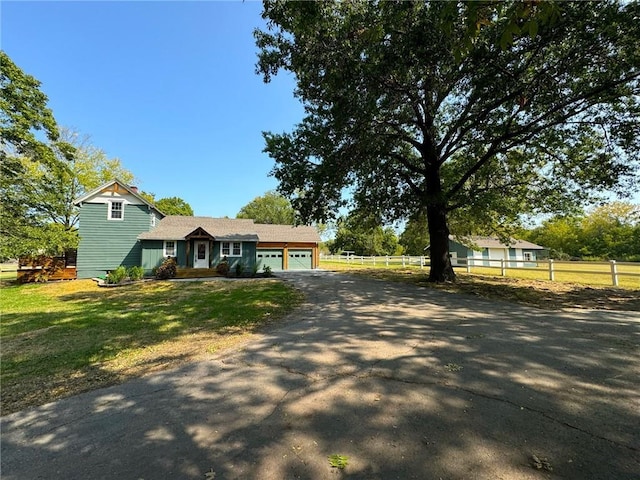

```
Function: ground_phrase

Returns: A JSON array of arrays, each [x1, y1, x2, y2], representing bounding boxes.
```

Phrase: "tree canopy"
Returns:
[[0, 50, 74, 169], [155, 197, 194, 216], [256, 0, 640, 281], [329, 213, 401, 257], [237, 190, 295, 224], [1, 51, 77, 258], [523, 202, 640, 261]]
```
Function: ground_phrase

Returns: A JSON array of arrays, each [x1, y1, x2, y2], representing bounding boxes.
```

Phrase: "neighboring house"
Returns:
[[448, 235, 546, 267], [74, 180, 321, 279]]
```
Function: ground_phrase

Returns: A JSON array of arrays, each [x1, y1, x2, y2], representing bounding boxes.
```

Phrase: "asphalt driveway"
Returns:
[[2, 271, 639, 479]]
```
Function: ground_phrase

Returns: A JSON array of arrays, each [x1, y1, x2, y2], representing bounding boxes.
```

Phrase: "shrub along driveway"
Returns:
[[2, 271, 638, 479]]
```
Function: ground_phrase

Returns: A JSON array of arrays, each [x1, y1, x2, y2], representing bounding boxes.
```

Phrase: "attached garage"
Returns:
[[253, 224, 321, 271], [288, 249, 313, 269], [256, 249, 284, 271]]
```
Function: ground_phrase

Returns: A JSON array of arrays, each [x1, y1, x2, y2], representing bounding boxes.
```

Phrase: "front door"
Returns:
[[194, 241, 209, 268]]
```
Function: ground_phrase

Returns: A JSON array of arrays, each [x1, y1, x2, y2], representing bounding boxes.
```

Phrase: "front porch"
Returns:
[[174, 267, 222, 279]]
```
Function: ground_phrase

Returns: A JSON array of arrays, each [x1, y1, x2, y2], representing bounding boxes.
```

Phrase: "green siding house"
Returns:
[[137, 217, 261, 274], [74, 180, 165, 279], [448, 235, 546, 267], [74, 180, 321, 279]]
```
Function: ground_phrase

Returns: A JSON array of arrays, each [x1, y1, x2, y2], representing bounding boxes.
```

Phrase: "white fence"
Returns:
[[321, 254, 640, 287]]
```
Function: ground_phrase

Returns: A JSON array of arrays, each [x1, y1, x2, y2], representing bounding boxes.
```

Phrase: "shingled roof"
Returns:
[[138, 216, 320, 243], [251, 223, 322, 243]]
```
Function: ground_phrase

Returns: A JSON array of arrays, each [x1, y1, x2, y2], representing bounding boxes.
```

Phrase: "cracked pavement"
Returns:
[[1, 271, 639, 479]]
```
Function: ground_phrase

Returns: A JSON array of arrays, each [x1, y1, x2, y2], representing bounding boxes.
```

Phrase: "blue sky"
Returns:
[[2, 0, 304, 218]]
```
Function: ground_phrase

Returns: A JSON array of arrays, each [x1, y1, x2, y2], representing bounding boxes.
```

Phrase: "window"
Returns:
[[523, 252, 533, 262], [108, 201, 124, 220], [150, 215, 156, 227], [164, 240, 176, 257], [222, 241, 242, 257]]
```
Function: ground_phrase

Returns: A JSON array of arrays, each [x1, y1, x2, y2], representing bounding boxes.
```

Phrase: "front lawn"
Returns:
[[1, 279, 303, 414]]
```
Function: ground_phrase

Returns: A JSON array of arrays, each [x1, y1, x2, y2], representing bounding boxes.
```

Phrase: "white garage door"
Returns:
[[288, 249, 313, 269]]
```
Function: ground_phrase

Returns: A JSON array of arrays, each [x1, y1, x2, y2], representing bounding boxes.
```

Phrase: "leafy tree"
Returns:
[[523, 202, 640, 260], [523, 215, 582, 259], [1, 50, 74, 168], [577, 203, 640, 260], [237, 190, 295, 224], [256, 1, 640, 281], [23, 128, 136, 230], [0, 52, 76, 258], [331, 214, 400, 256], [155, 197, 194, 216], [399, 213, 430, 256]]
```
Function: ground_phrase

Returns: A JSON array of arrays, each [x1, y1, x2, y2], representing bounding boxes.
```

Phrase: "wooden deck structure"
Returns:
[[17, 253, 77, 283]]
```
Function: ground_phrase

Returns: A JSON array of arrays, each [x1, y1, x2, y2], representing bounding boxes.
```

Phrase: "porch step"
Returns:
[[175, 268, 221, 279]]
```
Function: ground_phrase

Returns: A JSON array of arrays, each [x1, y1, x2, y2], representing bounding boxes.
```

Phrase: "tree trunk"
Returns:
[[427, 203, 456, 282]]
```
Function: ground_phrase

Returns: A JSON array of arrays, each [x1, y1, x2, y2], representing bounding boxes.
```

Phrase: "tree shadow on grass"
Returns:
[[2, 273, 638, 479], [350, 268, 640, 311], [0, 279, 300, 414]]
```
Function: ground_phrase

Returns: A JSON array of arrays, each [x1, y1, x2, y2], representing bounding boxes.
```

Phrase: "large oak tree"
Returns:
[[255, 0, 639, 281]]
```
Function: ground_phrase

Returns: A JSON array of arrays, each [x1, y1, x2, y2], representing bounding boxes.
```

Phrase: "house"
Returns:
[[137, 215, 321, 274], [73, 179, 321, 279], [74, 180, 165, 279], [448, 235, 545, 267]]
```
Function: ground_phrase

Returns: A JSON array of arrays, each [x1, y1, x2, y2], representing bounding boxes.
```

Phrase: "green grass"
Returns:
[[320, 259, 640, 289], [0, 263, 17, 282], [1, 278, 303, 413], [320, 264, 640, 311]]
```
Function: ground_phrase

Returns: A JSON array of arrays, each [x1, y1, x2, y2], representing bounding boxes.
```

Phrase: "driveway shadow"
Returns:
[[2, 272, 638, 479]]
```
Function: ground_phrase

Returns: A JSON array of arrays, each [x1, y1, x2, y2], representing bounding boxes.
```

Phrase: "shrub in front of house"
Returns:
[[235, 261, 245, 277], [128, 266, 145, 281], [106, 266, 128, 284], [216, 260, 230, 276], [155, 257, 177, 280]]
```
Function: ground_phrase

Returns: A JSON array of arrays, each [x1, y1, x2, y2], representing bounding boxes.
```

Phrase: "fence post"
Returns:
[[402, 256, 406, 267], [466, 256, 471, 273], [548, 259, 555, 281], [610, 260, 619, 287], [386, 255, 389, 267], [420, 256, 424, 269], [361, 256, 364, 265], [373, 256, 376, 266], [500, 258, 506, 276]]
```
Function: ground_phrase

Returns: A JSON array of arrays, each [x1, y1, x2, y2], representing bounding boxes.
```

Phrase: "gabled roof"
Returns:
[[450, 235, 544, 250], [73, 179, 164, 216], [137, 216, 320, 243], [138, 216, 257, 241]]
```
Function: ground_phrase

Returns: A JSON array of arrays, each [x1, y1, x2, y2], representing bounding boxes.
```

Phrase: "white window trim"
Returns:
[[523, 252, 533, 262], [221, 241, 242, 257], [163, 240, 177, 257], [108, 201, 124, 221], [150, 215, 156, 227]]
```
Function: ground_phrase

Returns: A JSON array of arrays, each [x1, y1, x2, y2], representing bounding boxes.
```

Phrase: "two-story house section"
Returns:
[[73, 179, 165, 279]]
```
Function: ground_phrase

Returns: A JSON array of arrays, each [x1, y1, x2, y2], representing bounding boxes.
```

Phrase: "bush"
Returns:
[[216, 260, 230, 276], [235, 261, 245, 277], [263, 265, 273, 277], [106, 266, 128, 284], [128, 266, 144, 281], [155, 257, 177, 280]]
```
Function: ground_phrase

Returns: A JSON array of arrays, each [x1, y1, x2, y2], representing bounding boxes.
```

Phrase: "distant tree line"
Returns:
[[521, 203, 640, 262]]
